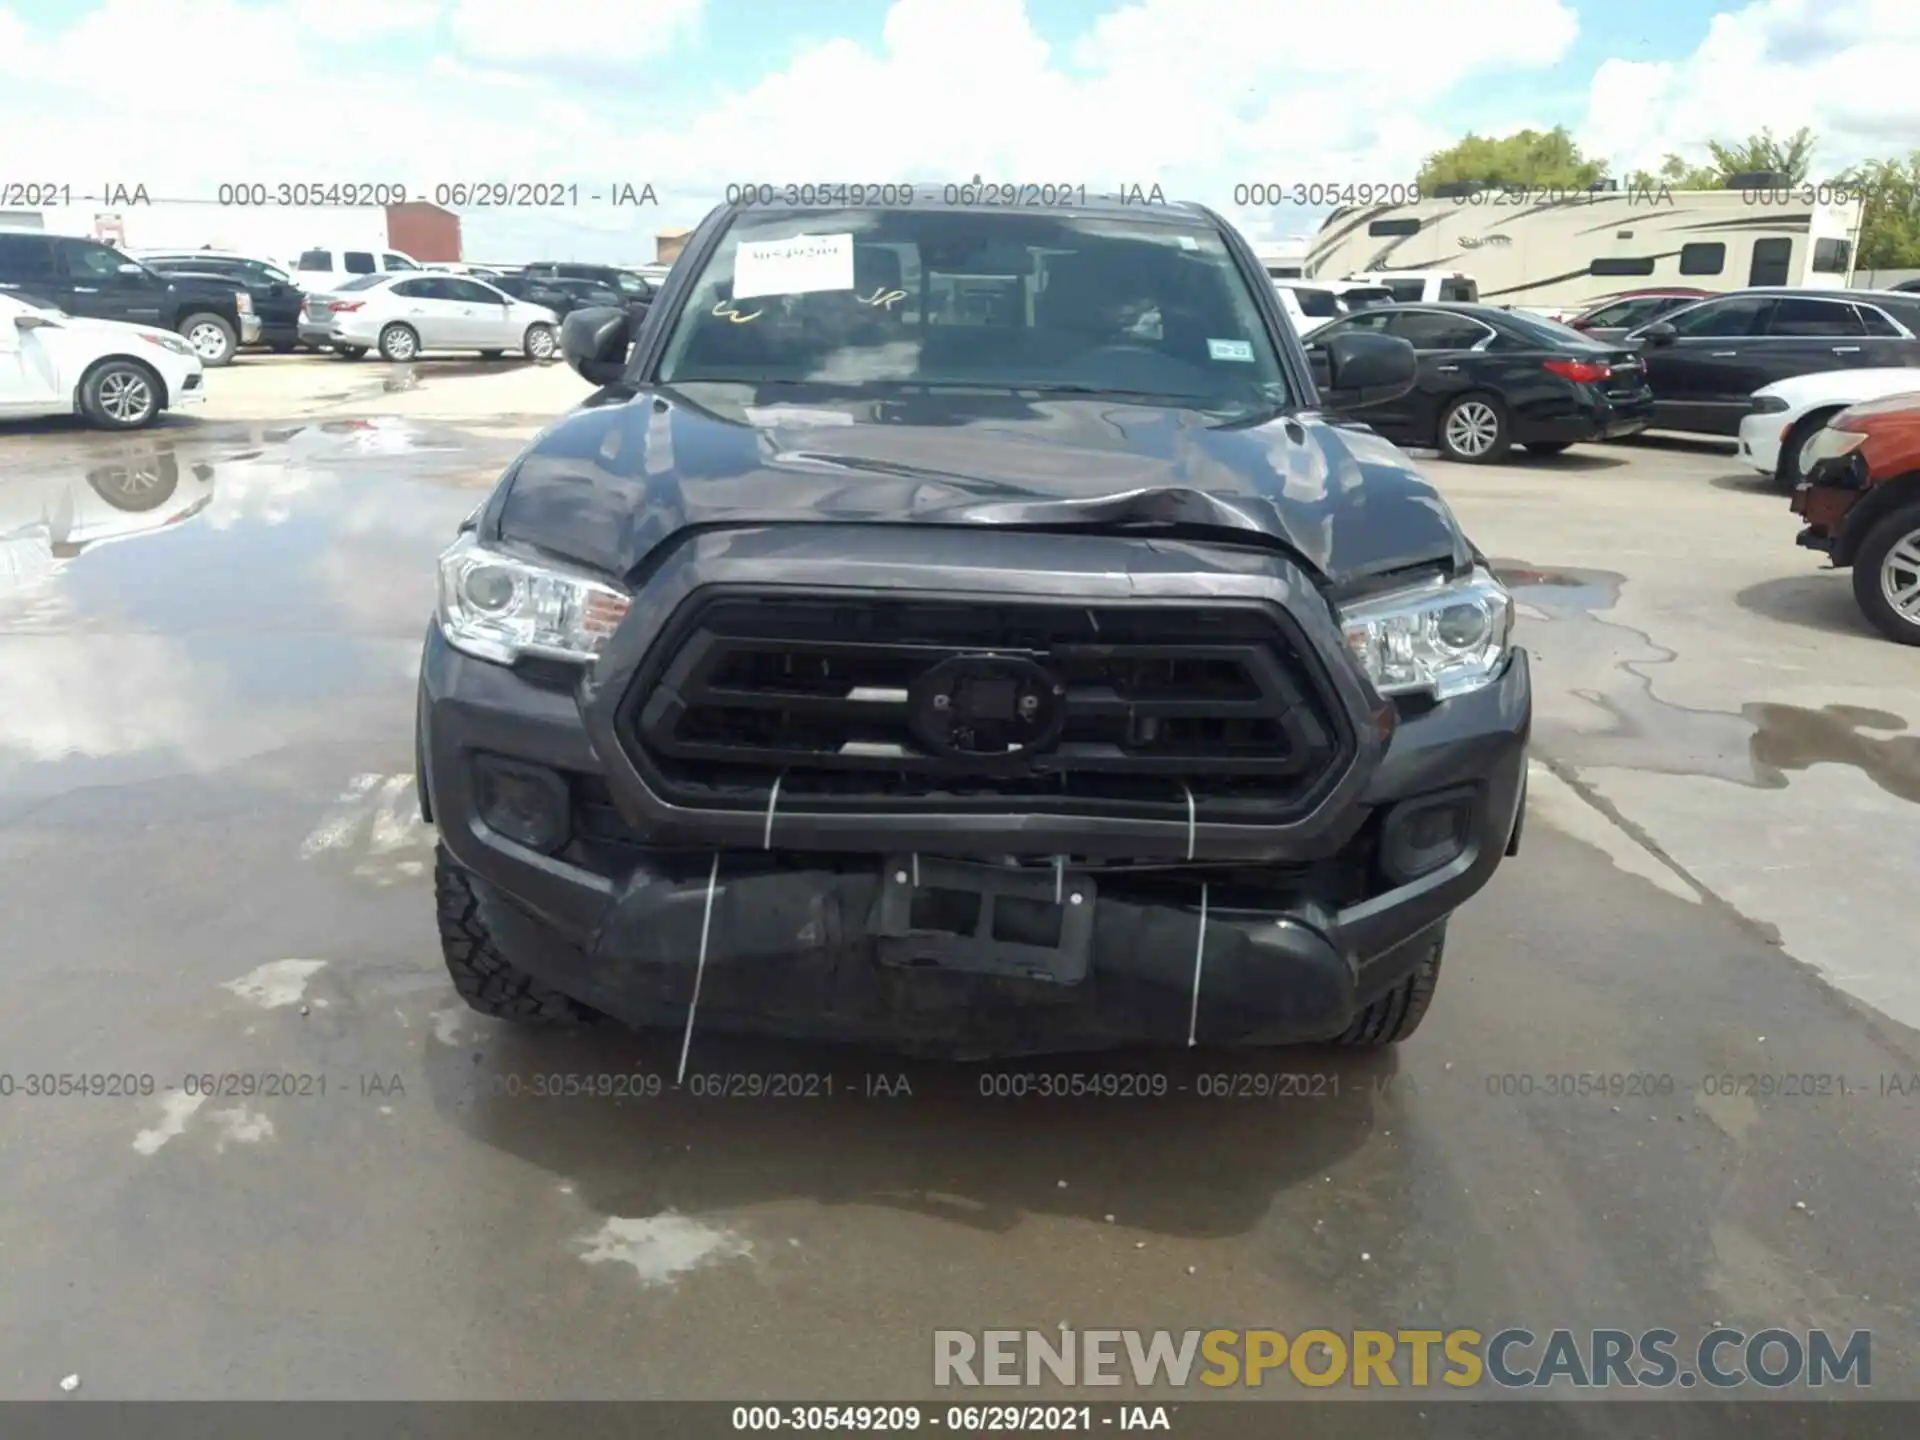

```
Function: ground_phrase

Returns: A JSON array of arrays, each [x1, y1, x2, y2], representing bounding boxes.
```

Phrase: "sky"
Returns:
[[1, 0, 1915, 265]]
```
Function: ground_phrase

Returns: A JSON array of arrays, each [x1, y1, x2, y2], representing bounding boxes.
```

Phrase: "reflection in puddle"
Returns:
[[1745, 703, 1920, 804]]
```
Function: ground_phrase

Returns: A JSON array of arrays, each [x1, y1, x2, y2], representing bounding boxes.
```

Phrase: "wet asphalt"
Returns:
[[1, 416, 1917, 1422]]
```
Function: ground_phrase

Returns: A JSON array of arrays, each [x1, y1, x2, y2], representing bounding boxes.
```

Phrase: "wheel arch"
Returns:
[[73, 353, 169, 413], [1835, 470, 1920, 568]]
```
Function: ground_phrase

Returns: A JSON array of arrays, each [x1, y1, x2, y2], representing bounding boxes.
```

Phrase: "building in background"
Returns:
[[656, 228, 692, 264], [18, 199, 461, 266], [383, 203, 461, 263]]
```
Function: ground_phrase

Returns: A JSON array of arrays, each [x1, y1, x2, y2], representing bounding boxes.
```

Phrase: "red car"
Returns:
[[1564, 289, 1714, 340], [1792, 391, 1920, 644]]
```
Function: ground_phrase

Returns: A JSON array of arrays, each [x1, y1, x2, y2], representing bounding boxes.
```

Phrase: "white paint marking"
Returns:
[[209, 1107, 275, 1152], [677, 854, 722, 1086], [222, 959, 328, 1009], [133, 1092, 206, 1155], [1527, 763, 1701, 904], [429, 1007, 466, 1047], [299, 773, 385, 856], [577, 1213, 750, 1286]]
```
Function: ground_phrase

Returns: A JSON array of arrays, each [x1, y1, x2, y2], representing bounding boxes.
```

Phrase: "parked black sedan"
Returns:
[[1622, 288, 1920, 436], [1304, 304, 1652, 463]]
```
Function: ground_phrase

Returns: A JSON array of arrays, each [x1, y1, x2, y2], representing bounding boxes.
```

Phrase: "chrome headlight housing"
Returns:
[[1338, 566, 1514, 700], [436, 533, 630, 664]]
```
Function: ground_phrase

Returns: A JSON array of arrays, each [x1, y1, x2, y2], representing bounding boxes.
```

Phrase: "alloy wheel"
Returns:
[[99, 371, 154, 424], [1445, 401, 1499, 457], [1881, 527, 1920, 624]]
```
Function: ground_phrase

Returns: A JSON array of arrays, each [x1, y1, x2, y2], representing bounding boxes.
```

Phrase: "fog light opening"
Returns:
[[473, 755, 572, 854], [1380, 791, 1475, 884]]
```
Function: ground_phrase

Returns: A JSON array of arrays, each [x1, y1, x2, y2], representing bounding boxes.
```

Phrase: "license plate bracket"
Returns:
[[872, 856, 1094, 985]]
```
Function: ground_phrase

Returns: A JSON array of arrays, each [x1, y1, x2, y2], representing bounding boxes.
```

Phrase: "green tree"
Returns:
[[1707, 125, 1817, 184], [1415, 126, 1608, 190], [1834, 152, 1920, 269], [1625, 154, 1723, 190], [1625, 128, 1818, 190]]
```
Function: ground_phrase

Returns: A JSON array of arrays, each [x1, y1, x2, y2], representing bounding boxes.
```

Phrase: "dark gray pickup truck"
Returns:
[[414, 192, 1529, 1058]]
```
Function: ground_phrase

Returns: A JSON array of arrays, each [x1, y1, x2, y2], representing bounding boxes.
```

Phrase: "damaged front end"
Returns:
[[419, 518, 1530, 1058]]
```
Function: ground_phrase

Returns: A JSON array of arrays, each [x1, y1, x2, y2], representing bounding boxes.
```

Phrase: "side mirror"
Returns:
[[1317, 332, 1418, 409], [1637, 321, 1678, 347], [560, 305, 630, 385]]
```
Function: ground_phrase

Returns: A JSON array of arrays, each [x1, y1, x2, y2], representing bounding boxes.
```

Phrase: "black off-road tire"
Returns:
[[1330, 925, 1446, 1047], [435, 847, 590, 1023]]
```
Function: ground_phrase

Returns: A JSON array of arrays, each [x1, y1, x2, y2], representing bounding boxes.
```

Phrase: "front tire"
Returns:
[[378, 324, 420, 362], [1437, 394, 1510, 463], [77, 360, 163, 430], [179, 312, 237, 367], [1330, 925, 1445, 1047], [435, 848, 590, 1023], [1851, 503, 1920, 646], [523, 322, 556, 361]]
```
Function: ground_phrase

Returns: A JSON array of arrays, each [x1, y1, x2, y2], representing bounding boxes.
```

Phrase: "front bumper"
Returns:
[[171, 368, 206, 406], [1738, 415, 1784, 475], [417, 529, 1530, 1049]]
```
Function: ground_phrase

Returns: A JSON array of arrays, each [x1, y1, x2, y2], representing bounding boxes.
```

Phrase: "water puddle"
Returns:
[[1745, 703, 1920, 804]]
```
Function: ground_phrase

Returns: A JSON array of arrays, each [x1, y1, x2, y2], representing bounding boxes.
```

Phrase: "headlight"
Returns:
[[1750, 394, 1790, 414], [138, 330, 195, 357], [1800, 425, 1866, 468], [1338, 566, 1514, 700], [436, 533, 630, 664]]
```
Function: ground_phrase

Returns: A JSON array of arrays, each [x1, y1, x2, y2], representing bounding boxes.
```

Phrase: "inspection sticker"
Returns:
[[1208, 338, 1255, 362], [732, 233, 854, 300]]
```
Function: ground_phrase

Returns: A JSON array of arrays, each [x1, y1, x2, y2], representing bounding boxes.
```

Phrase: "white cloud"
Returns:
[[450, 0, 704, 65], [12, 0, 1914, 265], [1578, 0, 1920, 179]]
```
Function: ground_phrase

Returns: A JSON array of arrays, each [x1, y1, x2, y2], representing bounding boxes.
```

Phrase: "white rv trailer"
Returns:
[[1306, 185, 1864, 316], [1254, 236, 1311, 279]]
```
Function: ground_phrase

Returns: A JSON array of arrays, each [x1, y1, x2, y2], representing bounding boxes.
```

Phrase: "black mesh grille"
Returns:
[[619, 595, 1350, 823]]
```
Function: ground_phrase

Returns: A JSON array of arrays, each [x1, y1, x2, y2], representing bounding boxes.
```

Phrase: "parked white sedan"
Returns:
[[1739, 366, 1920, 487], [0, 292, 206, 430], [301, 274, 560, 362]]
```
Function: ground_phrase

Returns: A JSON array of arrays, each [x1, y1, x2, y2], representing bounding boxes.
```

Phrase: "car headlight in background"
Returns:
[[436, 533, 630, 664], [1339, 567, 1514, 700], [1748, 394, 1791, 414], [138, 330, 196, 357]]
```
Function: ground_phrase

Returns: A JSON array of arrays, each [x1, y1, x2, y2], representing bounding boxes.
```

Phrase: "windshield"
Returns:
[[334, 274, 388, 292], [655, 208, 1288, 406], [1339, 288, 1397, 311]]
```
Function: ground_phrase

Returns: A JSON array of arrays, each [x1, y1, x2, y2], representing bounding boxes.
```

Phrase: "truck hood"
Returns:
[[492, 383, 1475, 587]]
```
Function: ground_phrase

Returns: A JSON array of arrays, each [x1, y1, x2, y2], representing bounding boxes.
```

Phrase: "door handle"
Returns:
[[1707, 350, 1737, 357], [1833, 346, 1861, 354], [1436, 364, 1460, 371]]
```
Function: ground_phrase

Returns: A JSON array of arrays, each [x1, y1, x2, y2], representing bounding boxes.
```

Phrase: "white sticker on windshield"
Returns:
[[743, 406, 855, 429], [1208, 338, 1254, 362], [731, 233, 855, 300], [1177, 235, 1199, 250]]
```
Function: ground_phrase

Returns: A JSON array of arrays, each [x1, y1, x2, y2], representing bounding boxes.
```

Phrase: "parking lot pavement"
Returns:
[[1, 421, 1917, 1408], [186, 349, 593, 422], [1424, 438, 1920, 1030]]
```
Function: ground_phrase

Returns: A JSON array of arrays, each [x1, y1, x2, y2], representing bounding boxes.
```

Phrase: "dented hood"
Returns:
[[492, 384, 1473, 586]]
